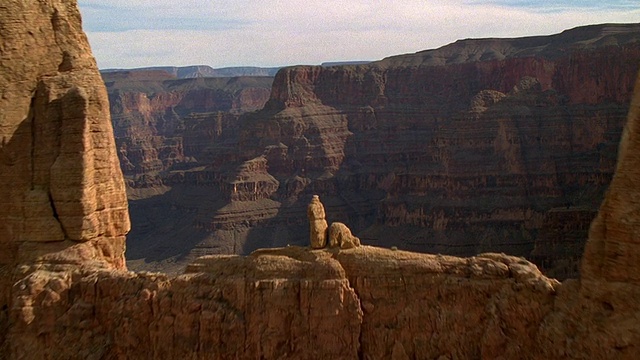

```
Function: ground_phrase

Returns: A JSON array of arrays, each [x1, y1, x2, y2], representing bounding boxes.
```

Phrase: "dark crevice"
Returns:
[[48, 191, 60, 222], [29, 92, 37, 190], [48, 190, 67, 239]]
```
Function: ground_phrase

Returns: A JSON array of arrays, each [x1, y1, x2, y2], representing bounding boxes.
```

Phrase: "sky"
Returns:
[[77, 0, 640, 69]]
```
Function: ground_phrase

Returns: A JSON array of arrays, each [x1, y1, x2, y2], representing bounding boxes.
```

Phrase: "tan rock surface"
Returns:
[[0, 0, 129, 352], [7, 246, 559, 359], [582, 70, 640, 284], [328, 222, 361, 249]]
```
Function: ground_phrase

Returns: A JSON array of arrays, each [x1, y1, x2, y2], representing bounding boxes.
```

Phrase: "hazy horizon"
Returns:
[[78, 0, 640, 70]]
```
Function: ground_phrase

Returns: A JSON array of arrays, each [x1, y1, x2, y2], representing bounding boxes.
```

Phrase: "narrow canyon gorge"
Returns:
[[2, 0, 640, 358]]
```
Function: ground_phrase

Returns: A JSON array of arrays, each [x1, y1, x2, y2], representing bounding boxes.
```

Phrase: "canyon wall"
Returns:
[[103, 71, 273, 187], [8, 246, 562, 359], [2, 1, 640, 359], [123, 24, 640, 278], [101, 71, 274, 273], [252, 30, 640, 280]]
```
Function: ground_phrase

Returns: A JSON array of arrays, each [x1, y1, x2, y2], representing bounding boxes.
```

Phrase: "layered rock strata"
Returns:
[[104, 72, 273, 187], [102, 70, 277, 271]]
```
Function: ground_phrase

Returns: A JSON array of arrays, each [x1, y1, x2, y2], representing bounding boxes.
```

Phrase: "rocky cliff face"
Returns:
[[6, 60, 640, 359], [104, 72, 273, 187], [0, 0, 129, 352], [127, 24, 640, 278], [3, 2, 640, 358], [8, 246, 560, 359]]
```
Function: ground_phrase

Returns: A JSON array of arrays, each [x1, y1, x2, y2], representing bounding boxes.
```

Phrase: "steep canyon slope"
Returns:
[[3, 1, 640, 358], [122, 24, 640, 278]]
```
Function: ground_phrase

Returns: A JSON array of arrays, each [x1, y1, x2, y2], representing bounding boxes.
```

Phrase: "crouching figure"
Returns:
[[328, 222, 361, 249]]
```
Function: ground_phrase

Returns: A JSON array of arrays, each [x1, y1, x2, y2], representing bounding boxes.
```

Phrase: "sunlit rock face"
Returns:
[[0, 0, 129, 350]]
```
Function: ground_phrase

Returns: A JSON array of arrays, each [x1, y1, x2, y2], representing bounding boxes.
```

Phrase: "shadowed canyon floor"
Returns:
[[3, 1, 640, 358]]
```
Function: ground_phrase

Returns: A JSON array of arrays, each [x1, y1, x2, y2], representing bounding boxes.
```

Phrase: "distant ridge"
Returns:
[[101, 65, 281, 79], [376, 23, 640, 67], [321, 61, 372, 67]]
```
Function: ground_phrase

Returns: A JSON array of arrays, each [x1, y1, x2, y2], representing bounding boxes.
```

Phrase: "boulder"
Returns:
[[328, 222, 361, 249]]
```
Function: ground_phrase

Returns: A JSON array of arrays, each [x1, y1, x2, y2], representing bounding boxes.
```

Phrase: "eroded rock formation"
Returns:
[[307, 195, 328, 248], [307, 195, 361, 249], [0, 0, 130, 352], [328, 222, 361, 249], [3, 1, 640, 358]]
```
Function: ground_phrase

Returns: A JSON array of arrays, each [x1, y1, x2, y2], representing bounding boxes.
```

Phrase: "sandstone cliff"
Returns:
[[255, 26, 639, 279], [0, 0, 129, 352], [3, 2, 640, 358], [126, 24, 640, 278], [8, 246, 560, 359]]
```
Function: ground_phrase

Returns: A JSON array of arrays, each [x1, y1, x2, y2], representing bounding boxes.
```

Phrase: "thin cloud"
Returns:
[[466, 0, 640, 11], [78, 0, 640, 69]]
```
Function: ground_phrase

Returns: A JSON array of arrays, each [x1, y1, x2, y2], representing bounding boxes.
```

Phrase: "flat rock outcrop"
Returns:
[[8, 246, 558, 359]]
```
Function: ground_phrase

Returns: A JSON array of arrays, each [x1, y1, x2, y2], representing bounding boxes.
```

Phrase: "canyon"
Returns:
[[2, 1, 640, 359], [111, 24, 640, 279]]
